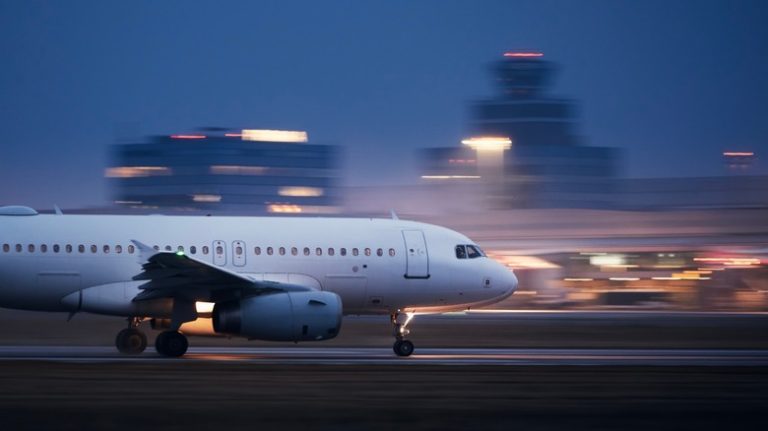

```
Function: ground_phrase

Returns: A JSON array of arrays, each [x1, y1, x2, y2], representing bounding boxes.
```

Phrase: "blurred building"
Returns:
[[107, 129, 341, 214], [421, 52, 620, 209]]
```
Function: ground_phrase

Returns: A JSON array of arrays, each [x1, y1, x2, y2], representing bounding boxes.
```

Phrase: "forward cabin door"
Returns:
[[402, 230, 429, 278]]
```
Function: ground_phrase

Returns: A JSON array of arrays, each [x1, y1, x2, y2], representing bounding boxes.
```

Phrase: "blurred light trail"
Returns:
[[241, 129, 308, 143], [170, 135, 206, 139]]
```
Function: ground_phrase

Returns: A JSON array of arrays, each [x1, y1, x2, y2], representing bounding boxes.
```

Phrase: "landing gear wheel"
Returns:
[[393, 339, 414, 357], [155, 331, 188, 357], [115, 328, 147, 355]]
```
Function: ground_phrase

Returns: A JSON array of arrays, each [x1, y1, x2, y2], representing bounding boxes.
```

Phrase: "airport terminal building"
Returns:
[[107, 129, 341, 215]]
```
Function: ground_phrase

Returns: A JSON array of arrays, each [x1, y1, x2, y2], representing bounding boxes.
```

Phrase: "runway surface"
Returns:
[[1, 345, 767, 366]]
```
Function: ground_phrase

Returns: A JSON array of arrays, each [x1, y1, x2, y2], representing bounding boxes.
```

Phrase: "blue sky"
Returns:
[[1, 0, 766, 208]]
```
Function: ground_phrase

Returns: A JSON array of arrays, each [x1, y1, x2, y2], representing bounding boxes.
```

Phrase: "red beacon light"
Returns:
[[503, 52, 544, 58]]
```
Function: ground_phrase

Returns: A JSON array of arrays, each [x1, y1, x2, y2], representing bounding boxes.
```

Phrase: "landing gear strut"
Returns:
[[155, 330, 188, 357], [391, 311, 415, 357], [115, 317, 147, 355]]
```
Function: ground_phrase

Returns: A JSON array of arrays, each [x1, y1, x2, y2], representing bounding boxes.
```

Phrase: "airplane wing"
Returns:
[[129, 240, 314, 303]]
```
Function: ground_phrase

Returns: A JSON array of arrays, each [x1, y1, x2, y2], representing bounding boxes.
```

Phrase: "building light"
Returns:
[[609, 277, 640, 281], [192, 194, 222, 203], [563, 278, 594, 282], [461, 136, 512, 151], [170, 135, 206, 139], [278, 187, 324, 197], [503, 52, 544, 58], [210, 165, 268, 175], [421, 175, 482, 180], [114, 200, 143, 205], [723, 152, 754, 157], [589, 254, 625, 267], [105, 166, 172, 178], [225, 133, 242, 137], [241, 129, 308, 143], [268, 204, 303, 213]]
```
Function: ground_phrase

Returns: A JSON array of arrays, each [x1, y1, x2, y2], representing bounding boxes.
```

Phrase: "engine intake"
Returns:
[[212, 291, 342, 342]]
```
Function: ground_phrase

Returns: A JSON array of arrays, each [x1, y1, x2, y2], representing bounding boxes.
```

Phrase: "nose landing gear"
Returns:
[[115, 317, 147, 355], [391, 311, 415, 357]]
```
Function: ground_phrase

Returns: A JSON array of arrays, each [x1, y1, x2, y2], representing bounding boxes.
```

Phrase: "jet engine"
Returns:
[[212, 291, 342, 342]]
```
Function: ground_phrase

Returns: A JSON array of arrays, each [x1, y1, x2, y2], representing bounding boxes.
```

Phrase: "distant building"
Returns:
[[421, 52, 620, 209], [107, 129, 341, 214]]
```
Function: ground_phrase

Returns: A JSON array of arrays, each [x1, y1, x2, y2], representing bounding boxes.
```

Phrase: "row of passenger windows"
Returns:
[[1, 243, 397, 258], [252, 246, 395, 257], [2, 243, 137, 254]]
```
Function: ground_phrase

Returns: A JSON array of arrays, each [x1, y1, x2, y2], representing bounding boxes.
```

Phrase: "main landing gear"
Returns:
[[115, 317, 147, 355], [391, 311, 415, 357], [155, 330, 188, 357], [114, 317, 188, 357]]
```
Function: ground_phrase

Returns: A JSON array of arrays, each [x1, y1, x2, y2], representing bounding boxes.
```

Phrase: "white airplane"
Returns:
[[0, 206, 517, 357]]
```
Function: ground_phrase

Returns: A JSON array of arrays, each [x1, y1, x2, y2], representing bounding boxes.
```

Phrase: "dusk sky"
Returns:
[[1, 0, 767, 208]]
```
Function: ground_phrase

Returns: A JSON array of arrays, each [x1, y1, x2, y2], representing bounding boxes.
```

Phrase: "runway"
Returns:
[[1, 345, 767, 366]]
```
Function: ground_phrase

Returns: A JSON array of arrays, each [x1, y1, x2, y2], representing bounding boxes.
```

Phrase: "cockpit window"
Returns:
[[455, 245, 467, 259], [466, 245, 484, 259]]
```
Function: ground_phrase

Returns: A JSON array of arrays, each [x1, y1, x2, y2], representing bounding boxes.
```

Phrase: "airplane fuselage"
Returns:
[[0, 213, 516, 317]]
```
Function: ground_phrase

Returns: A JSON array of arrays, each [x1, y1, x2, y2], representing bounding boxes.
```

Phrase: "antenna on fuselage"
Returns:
[[390, 209, 399, 220], [54, 205, 63, 215]]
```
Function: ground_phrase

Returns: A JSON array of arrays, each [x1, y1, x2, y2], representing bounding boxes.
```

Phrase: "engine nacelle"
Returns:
[[212, 291, 342, 342]]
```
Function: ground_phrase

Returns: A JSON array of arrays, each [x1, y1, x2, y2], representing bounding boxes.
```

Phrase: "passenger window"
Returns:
[[28, 244, 35, 253], [217, 245, 224, 255], [328, 248, 335, 256], [202, 246, 209, 255], [389, 248, 396, 257], [190, 246, 196, 254], [53, 244, 60, 253], [66, 245, 73, 253], [128, 245, 135, 254], [165, 245, 172, 251], [2, 244, 8, 253], [267, 247, 273, 256], [376, 248, 383, 257], [340, 248, 347, 256], [90, 245, 97, 253], [115, 245, 122, 254], [352, 248, 359, 256], [455, 245, 467, 259], [236, 246, 243, 255], [316, 247, 322, 256], [364, 248, 371, 256], [15, 244, 21, 253], [41, 244, 48, 253], [178, 246, 184, 252], [255, 247, 261, 255], [303, 247, 310, 256], [291, 247, 298, 256], [103, 245, 110, 254], [279, 247, 285, 256], [153, 245, 160, 251], [467, 245, 482, 259], [78, 245, 85, 253]]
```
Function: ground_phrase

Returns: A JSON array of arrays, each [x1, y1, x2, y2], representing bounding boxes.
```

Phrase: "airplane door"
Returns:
[[213, 240, 227, 266], [232, 240, 246, 267], [402, 230, 429, 278]]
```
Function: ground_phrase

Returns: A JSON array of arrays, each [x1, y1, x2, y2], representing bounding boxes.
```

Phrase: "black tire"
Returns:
[[155, 331, 188, 357], [393, 339, 414, 357], [115, 328, 147, 355]]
